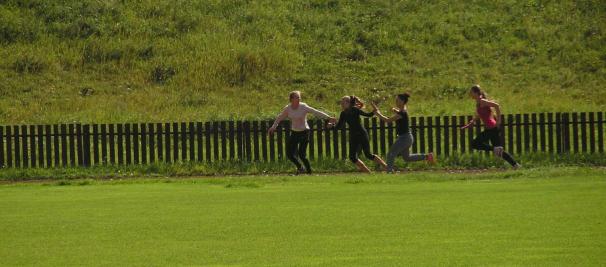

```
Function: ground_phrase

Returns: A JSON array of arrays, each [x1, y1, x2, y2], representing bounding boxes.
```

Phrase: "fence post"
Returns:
[[29, 125, 36, 168], [156, 123, 164, 162], [332, 121, 339, 159], [117, 124, 124, 165], [562, 113, 571, 153], [511, 114, 520, 154], [82, 124, 91, 167], [76, 124, 84, 166], [141, 123, 148, 164], [125, 124, 132, 165], [6, 126, 13, 168], [267, 120, 275, 162], [443, 116, 450, 155], [180, 122, 187, 162], [539, 113, 546, 152], [419, 117, 426, 154], [379, 119, 386, 156], [427, 117, 433, 154], [67, 124, 76, 166], [213, 121, 220, 161], [589, 112, 596, 153], [598, 112, 604, 153], [580, 112, 587, 153], [172, 122, 179, 162], [92, 124, 99, 165], [371, 118, 378, 154], [261, 121, 268, 161], [435, 117, 442, 156], [221, 121, 228, 160], [411, 117, 418, 153], [44, 125, 52, 167], [164, 122, 171, 163], [307, 121, 314, 161], [206, 122, 213, 162], [547, 113, 554, 154], [451, 115, 457, 154], [188, 122, 195, 162], [195, 122, 203, 162], [228, 121, 236, 160], [275, 121, 282, 160], [21, 125, 28, 168], [572, 113, 579, 153], [148, 123, 155, 163], [244, 121, 253, 161], [340, 124, 347, 160], [0, 126, 4, 168], [458, 116, 466, 153], [531, 113, 538, 152], [555, 112, 564, 154], [133, 123, 140, 164], [317, 120, 324, 159], [523, 114, 530, 153]]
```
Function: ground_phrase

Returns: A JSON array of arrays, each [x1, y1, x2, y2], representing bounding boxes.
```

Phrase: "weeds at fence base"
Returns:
[[0, 153, 604, 182]]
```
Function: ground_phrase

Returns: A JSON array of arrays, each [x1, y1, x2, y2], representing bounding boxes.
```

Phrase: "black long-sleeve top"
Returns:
[[335, 107, 374, 135]]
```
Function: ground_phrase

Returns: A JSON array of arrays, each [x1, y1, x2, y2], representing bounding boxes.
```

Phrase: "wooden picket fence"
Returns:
[[0, 112, 604, 168]]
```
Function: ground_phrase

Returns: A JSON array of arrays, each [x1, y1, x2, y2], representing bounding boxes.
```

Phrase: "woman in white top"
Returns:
[[268, 91, 336, 174]]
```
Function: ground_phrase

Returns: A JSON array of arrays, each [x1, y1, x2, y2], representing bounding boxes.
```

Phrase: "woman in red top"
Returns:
[[462, 85, 520, 168]]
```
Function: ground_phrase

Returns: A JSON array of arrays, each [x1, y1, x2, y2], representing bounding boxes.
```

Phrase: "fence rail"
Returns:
[[0, 112, 604, 168]]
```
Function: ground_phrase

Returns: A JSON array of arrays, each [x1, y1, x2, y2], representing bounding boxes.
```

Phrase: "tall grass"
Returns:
[[0, 0, 604, 124]]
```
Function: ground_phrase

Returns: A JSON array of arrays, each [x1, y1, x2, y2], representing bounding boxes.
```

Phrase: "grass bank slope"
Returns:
[[1, 0, 605, 123]]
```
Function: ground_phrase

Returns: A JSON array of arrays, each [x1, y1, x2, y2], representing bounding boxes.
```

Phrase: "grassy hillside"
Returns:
[[1, 0, 605, 124]]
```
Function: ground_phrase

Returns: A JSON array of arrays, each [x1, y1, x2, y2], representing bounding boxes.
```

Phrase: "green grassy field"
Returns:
[[1, 167, 604, 266], [1, 0, 605, 123]]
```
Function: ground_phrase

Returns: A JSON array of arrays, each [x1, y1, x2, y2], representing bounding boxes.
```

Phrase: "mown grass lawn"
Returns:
[[0, 167, 604, 266]]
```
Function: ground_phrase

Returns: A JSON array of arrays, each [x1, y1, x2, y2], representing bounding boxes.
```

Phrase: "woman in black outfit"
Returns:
[[372, 93, 435, 172], [330, 96, 387, 173]]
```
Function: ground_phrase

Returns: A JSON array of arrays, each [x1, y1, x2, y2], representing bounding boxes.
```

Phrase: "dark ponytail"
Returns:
[[397, 93, 411, 104], [470, 85, 487, 99], [350, 95, 365, 109]]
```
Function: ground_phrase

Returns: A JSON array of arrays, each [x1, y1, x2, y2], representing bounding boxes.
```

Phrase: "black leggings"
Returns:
[[286, 130, 311, 172], [471, 127, 518, 166], [349, 132, 377, 163]]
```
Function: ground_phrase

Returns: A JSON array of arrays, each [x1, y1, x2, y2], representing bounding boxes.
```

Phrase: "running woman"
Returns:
[[329, 96, 387, 173], [461, 85, 520, 168], [371, 93, 435, 172], [268, 91, 337, 174]]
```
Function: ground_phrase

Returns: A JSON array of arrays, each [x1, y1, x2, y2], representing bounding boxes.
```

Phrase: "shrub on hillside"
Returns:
[[151, 65, 176, 84], [12, 55, 46, 74], [0, 6, 38, 44]]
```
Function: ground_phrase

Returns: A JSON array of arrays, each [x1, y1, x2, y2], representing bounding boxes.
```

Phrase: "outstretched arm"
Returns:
[[357, 108, 374, 117], [372, 104, 402, 123], [268, 107, 288, 135], [304, 104, 337, 124]]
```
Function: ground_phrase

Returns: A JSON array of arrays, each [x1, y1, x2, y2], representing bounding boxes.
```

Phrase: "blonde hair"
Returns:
[[289, 91, 301, 100]]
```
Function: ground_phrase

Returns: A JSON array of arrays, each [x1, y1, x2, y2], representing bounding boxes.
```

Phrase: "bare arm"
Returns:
[[304, 104, 337, 124], [373, 105, 402, 123], [268, 107, 288, 135], [480, 99, 502, 126], [303, 104, 331, 120]]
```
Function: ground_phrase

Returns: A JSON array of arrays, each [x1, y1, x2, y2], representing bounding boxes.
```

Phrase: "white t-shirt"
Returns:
[[272, 102, 331, 131]]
